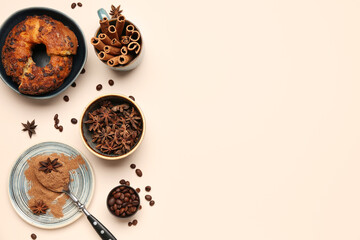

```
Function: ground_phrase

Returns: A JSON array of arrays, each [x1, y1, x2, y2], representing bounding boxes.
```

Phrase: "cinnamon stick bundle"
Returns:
[[127, 42, 141, 55], [99, 33, 112, 45], [111, 38, 122, 47], [100, 17, 110, 34], [98, 51, 115, 61], [126, 24, 135, 36], [129, 31, 141, 42], [104, 45, 122, 55], [107, 25, 119, 41], [116, 15, 126, 36], [91, 37, 106, 51]]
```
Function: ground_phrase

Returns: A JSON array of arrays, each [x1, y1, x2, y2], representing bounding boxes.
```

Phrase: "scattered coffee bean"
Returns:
[[77, 2, 82, 7], [130, 163, 136, 169], [129, 95, 135, 101], [149, 200, 155, 206], [96, 84, 102, 91], [145, 186, 151, 192], [139, 205, 142, 210], [31, 233, 37, 240], [128, 222, 132, 226], [119, 179, 126, 185], [135, 169, 143, 177], [54, 124, 59, 129], [71, 82, 76, 87], [54, 114, 58, 120], [71, 118, 78, 124], [108, 79, 114, 86], [145, 195, 152, 201], [59, 126, 63, 132], [71, 3, 76, 9], [132, 219, 138, 226], [136, 188, 140, 193], [63, 95, 69, 102], [81, 68, 86, 74], [125, 181, 130, 186]]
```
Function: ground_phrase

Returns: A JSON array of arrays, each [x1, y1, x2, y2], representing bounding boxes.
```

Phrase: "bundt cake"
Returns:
[[1, 15, 78, 95]]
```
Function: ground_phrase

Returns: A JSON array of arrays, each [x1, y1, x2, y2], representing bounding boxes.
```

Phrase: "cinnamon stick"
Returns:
[[127, 42, 141, 55], [120, 46, 128, 55], [115, 15, 126, 36], [98, 51, 115, 61], [104, 45, 122, 55], [99, 33, 112, 45], [121, 36, 130, 46], [111, 38, 122, 47], [107, 56, 120, 67], [129, 31, 141, 42], [100, 17, 110, 34], [118, 55, 133, 65], [107, 25, 119, 41], [91, 37, 106, 51], [126, 24, 135, 36]]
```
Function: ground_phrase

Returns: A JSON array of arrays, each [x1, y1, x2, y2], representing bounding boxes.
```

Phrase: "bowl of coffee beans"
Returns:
[[80, 94, 145, 160], [107, 185, 140, 218]]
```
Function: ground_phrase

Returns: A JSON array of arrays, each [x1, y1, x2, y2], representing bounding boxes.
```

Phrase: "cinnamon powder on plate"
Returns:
[[24, 153, 85, 218]]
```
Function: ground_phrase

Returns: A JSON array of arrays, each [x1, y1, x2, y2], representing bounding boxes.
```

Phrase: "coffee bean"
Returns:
[[55, 118, 60, 124], [121, 212, 126, 217], [59, 126, 63, 132], [54, 114, 58, 120], [71, 118, 78, 124], [129, 189, 134, 194], [135, 169, 142, 177], [116, 187, 121, 192], [116, 199, 122, 205], [136, 188, 140, 193], [139, 205, 142, 210], [132, 200, 139, 206], [54, 124, 59, 129], [108, 197, 115, 205], [145, 195, 152, 201], [132, 219, 138, 225], [96, 84, 102, 91], [71, 3, 76, 9], [125, 193, 130, 197], [149, 200, 155, 206], [129, 95, 135, 101], [71, 82, 76, 87], [115, 209, 120, 216], [63, 95, 69, 102], [119, 179, 126, 184], [130, 163, 136, 169], [125, 181, 130, 186], [120, 193, 125, 200], [108, 79, 114, 86], [124, 197, 129, 202], [145, 186, 151, 192], [128, 222, 132, 227], [31, 233, 37, 240], [113, 204, 117, 209], [77, 2, 82, 7], [81, 68, 85, 74], [110, 206, 114, 211], [114, 192, 120, 199]]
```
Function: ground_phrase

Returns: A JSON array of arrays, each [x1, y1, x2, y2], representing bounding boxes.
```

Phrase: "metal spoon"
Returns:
[[44, 179, 117, 240]]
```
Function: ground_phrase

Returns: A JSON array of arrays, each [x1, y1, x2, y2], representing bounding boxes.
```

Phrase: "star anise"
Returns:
[[98, 106, 115, 125], [97, 126, 115, 143], [39, 157, 62, 173], [125, 108, 142, 129], [101, 140, 120, 153], [109, 5, 123, 18], [85, 113, 102, 132], [30, 200, 48, 215], [22, 120, 37, 138]]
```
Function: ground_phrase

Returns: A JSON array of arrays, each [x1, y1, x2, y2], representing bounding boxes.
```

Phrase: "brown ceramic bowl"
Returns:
[[80, 94, 145, 160], [106, 185, 140, 218]]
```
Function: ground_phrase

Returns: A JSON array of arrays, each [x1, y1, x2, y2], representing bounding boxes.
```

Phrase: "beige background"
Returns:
[[1, 0, 360, 239]]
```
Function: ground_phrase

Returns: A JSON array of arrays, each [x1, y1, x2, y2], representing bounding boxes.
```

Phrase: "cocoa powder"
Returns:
[[24, 153, 85, 218]]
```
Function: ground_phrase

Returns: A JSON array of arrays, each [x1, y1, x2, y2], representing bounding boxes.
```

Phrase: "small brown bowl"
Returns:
[[106, 185, 140, 218], [80, 94, 146, 160]]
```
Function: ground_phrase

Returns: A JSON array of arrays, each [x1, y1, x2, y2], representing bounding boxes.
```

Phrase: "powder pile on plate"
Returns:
[[24, 153, 84, 218]]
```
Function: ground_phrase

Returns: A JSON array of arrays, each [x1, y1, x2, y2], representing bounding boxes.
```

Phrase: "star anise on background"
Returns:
[[30, 200, 48, 215], [22, 120, 37, 138], [109, 5, 123, 18], [39, 157, 62, 173]]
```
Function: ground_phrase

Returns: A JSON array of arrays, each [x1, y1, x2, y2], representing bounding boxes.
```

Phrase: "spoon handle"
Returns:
[[87, 214, 117, 240]]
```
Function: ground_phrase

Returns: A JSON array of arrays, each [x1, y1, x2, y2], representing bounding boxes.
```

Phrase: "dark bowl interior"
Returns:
[[106, 185, 140, 218], [81, 95, 144, 158], [0, 7, 87, 99]]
